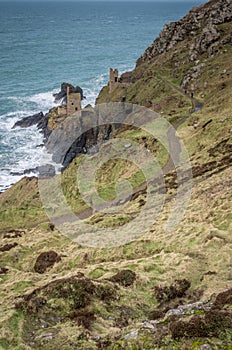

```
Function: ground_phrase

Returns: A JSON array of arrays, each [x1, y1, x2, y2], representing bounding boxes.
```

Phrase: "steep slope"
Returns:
[[0, 0, 232, 349]]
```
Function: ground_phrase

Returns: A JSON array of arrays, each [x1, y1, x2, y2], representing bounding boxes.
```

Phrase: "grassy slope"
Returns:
[[0, 2, 232, 349]]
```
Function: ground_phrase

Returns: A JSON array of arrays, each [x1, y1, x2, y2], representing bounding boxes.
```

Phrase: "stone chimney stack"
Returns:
[[109, 68, 119, 93]]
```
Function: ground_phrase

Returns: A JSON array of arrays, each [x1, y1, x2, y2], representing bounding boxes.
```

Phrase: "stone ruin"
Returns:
[[109, 68, 131, 93], [58, 86, 82, 116]]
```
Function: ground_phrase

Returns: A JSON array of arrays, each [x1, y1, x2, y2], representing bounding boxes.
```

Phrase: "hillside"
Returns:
[[0, 0, 232, 349]]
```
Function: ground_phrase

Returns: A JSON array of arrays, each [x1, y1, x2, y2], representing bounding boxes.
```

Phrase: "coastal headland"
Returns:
[[0, 0, 232, 348]]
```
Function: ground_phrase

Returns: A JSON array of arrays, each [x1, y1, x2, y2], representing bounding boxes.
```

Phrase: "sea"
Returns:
[[0, 0, 203, 192]]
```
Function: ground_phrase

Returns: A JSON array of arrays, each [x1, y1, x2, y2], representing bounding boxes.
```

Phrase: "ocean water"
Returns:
[[0, 0, 202, 192]]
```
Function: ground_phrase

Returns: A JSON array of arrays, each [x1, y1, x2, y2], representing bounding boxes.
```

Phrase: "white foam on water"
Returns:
[[26, 90, 60, 111], [7, 89, 59, 113], [0, 68, 133, 192], [0, 90, 60, 191], [82, 73, 108, 107]]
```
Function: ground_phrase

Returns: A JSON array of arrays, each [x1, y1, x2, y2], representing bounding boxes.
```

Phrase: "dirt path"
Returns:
[[160, 75, 203, 111], [161, 76, 203, 174]]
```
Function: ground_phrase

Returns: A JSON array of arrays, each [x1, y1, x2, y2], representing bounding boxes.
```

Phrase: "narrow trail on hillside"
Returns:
[[160, 76, 203, 174], [160, 76, 203, 111], [34, 78, 204, 228]]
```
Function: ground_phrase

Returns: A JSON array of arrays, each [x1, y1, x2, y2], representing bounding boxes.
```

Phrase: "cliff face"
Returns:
[[97, 0, 232, 117], [136, 0, 232, 65], [45, 107, 116, 169]]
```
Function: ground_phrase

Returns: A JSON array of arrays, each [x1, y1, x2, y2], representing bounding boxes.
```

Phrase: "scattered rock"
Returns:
[[193, 122, 200, 129], [108, 270, 136, 287], [124, 329, 138, 340], [170, 309, 232, 339], [34, 251, 61, 274], [200, 345, 212, 350], [168, 289, 232, 339], [0, 242, 18, 252], [181, 63, 206, 90], [34, 330, 58, 341]]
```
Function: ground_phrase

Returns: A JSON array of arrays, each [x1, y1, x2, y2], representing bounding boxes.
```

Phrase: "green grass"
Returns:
[[13, 281, 34, 293], [7, 310, 24, 338], [0, 338, 10, 350]]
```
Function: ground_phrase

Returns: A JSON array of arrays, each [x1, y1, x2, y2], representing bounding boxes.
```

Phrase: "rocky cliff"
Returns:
[[136, 0, 232, 65]]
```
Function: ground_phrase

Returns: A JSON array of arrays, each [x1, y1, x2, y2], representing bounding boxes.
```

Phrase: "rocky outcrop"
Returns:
[[121, 287, 232, 347], [137, 0, 232, 65], [12, 112, 44, 129], [11, 105, 115, 171], [170, 288, 232, 339], [189, 23, 220, 61], [12, 82, 85, 141], [119, 71, 134, 84], [181, 62, 206, 90], [53, 82, 85, 104], [12, 111, 51, 140], [45, 106, 120, 168]]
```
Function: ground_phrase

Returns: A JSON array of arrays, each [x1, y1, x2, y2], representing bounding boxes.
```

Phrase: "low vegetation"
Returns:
[[0, 0, 231, 348]]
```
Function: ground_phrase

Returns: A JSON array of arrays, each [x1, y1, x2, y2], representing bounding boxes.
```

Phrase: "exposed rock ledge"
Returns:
[[137, 0, 232, 65]]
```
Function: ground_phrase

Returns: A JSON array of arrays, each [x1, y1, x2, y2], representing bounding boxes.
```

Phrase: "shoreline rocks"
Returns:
[[12, 111, 45, 129]]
